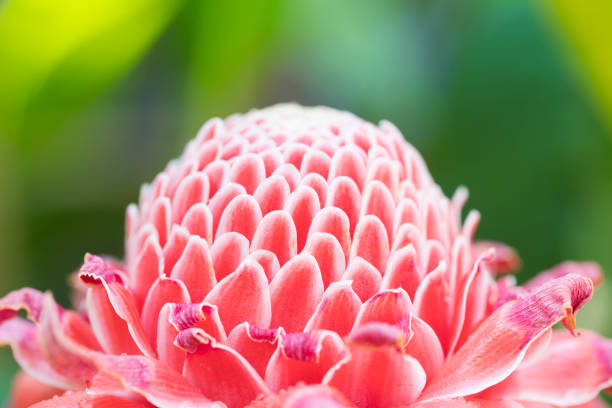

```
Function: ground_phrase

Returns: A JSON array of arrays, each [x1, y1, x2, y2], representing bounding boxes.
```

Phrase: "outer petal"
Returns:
[[420, 274, 594, 402], [29, 392, 152, 408], [483, 330, 612, 405], [10, 371, 63, 408], [265, 331, 348, 392], [412, 398, 523, 408], [246, 384, 354, 408], [80, 255, 155, 357], [323, 323, 426, 408], [94, 353, 216, 408], [524, 261, 603, 290], [179, 328, 270, 408]]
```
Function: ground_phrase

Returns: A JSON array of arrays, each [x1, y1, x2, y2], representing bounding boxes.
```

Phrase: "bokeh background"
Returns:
[[1, 0, 611, 403]]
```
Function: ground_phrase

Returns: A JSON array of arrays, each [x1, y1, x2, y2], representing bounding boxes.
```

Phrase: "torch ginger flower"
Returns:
[[1, 104, 611, 408]]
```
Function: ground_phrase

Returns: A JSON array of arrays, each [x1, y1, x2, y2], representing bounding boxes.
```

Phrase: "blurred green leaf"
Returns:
[[0, 0, 185, 145], [543, 0, 612, 135]]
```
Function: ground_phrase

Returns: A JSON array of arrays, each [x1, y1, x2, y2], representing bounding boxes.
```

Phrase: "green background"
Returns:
[[0, 0, 611, 403]]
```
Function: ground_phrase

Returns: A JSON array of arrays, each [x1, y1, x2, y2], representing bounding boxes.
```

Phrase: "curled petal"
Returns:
[[525, 261, 603, 291], [265, 330, 348, 391], [420, 273, 594, 401], [324, 323, 426, 407], [228, 323, 282, 378]]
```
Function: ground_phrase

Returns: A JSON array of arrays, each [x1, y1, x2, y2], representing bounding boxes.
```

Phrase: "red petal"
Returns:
[[308, 207, 351, 263], [360, 180, 395, 245], [171, 172, 209, 224], [525, 261, 603, 290], [9, 371, 63, 408], [381, 245, 423, 299], [301, 149, 331, 178], [208, 183, 246, 234], [301, 173, 328, 208], [328, 146, 366, 190], [131, 236, 163, 310], [162, 225, 190, 276], [353, 288, 413, 330], [250, 250, 280, 282]]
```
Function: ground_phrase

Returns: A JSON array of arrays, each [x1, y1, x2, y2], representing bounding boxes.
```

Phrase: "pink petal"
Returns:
[[308, 207, 351, 263], [162, 225, 190, 276], [301, 173, 328, 208], [472, 240, 521, 275], [150, 197, 171, 247], [260, 149, 283, 177], [94, 353, 216, 408], [142, 277, 190, 347], [204, 259, 271, 333], [228, 323, 282, 378], [250, 250, 281, 282], [525, 261, 603, 290], [29, 392, 152, 408], [304, 232, 345, 288], [0, 318, 73, 389], [397, 315, 445, 383], [393, 198, 419, 238], [326, 176, 361, 237], [413, 260, 452, 352], [246, 384, 354, 408], [301, 149, 331, 178], [229, 153, 266, 194], [328, 146, 366, 190], [203, 161, 229, 198], [304, 281, 361, 336], [323, 323, 426, 407], [273, 163, 301, 191], [171, 172, 209, 224], [270, 254, 324, 332], [211, 232, 249, 281], [171, 236, 216, 302], [253, 175, 291, 216], [216, 194, 263, 242], [483, 330, 612, 405], [251, 210, 298, 267], [365, 157, 400, 201], [360, 180, 395, 244], [9, 371, 63, 408], [283, 143, 309, 170], [0, 287, 45, 322], [195, 139, 221, 171], [284, 186, 320, 251], [181, 203, 213, 243], [349, 215, 389, 274], [381, 244, 423, 299], [208, 183, 246, 234], [353, 288, 414, 329], [420, 273, 594, 401], [341, 257, 382, 302], [180, 328, 269, 408], [266, 331, 348, 391], [80, 255, 155, 358], [412, 398, 523, 408], [131, 236, 163, 310]]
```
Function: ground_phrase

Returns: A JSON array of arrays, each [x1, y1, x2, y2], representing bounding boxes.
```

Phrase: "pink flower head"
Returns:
[[1, 104, 610, 408]]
